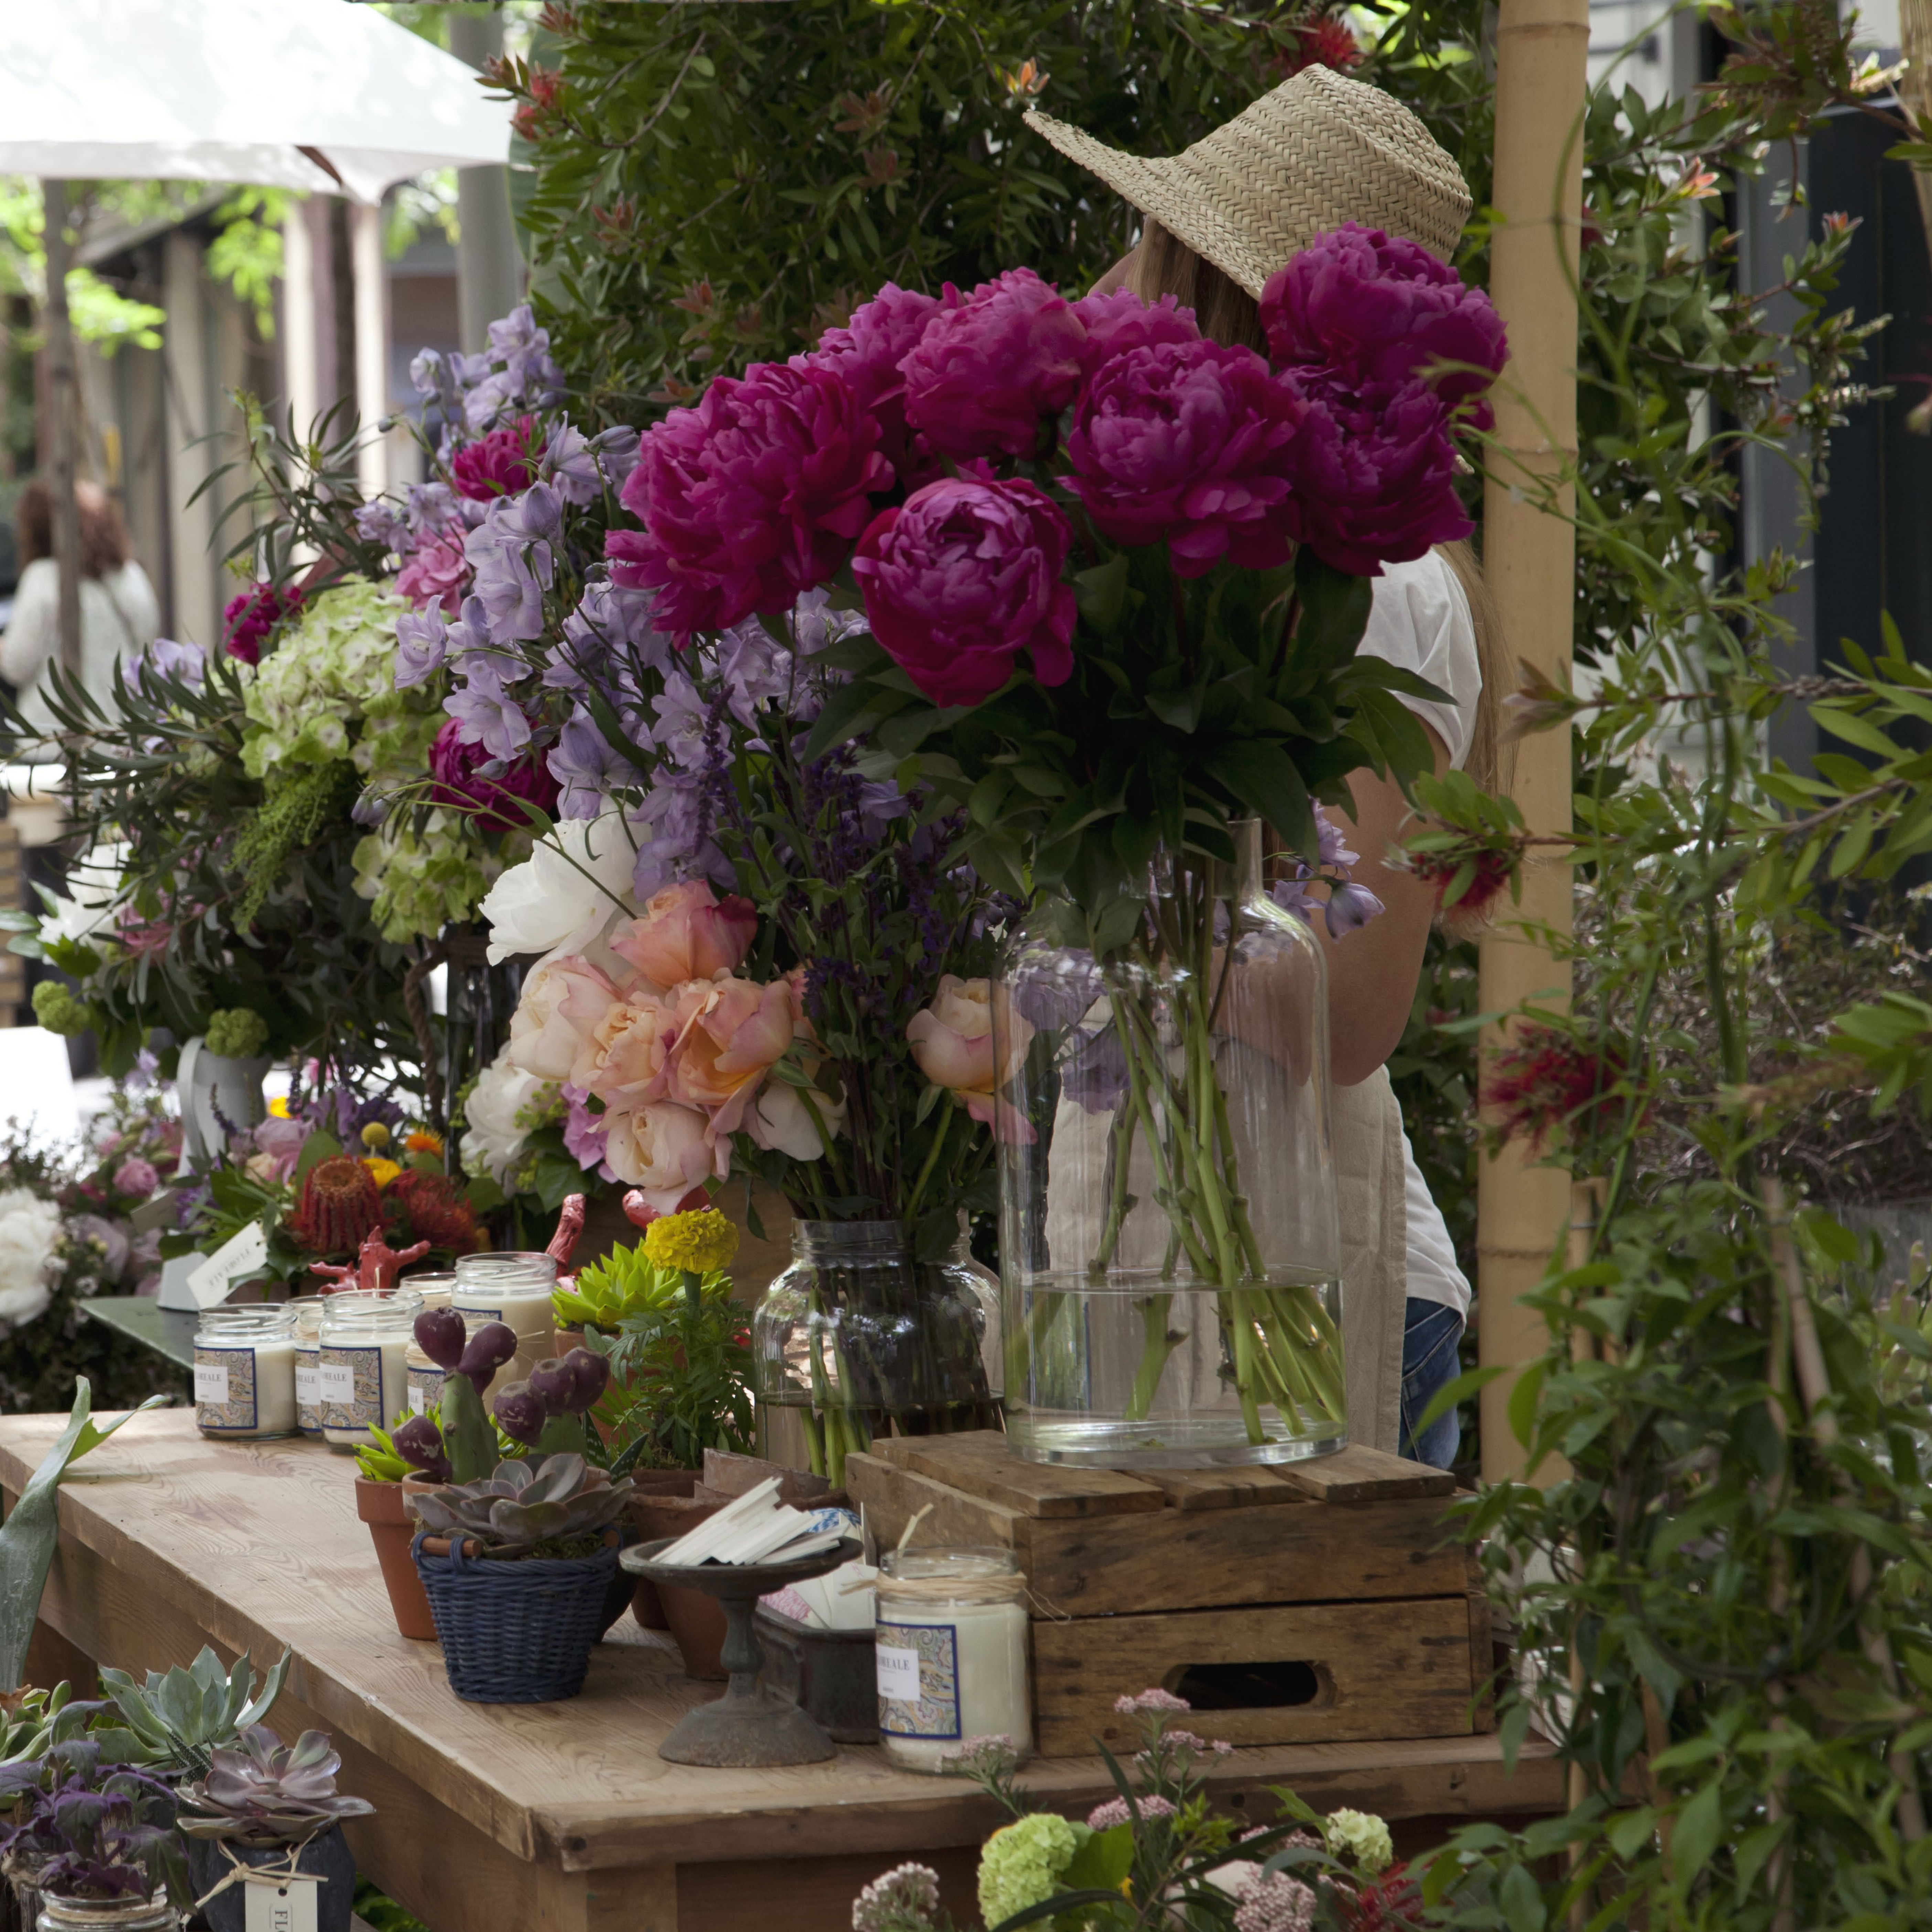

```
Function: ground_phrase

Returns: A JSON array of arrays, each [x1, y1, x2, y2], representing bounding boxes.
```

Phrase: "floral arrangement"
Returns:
[[852, 1691, 1419, 1932]]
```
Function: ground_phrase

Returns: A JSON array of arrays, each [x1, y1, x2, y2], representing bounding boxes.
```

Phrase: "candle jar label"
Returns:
[[318, 1347, 384, 1430], [193, 1349, 256, 1433], [876, 1621, 960, 1739], [294, 1357, 321, 1430]]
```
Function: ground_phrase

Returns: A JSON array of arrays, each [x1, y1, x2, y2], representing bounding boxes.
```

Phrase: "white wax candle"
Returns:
[[452, 1285, 557, 1343], [318, 1332, 412, 1446], [193, 1338, 298, 1439], [876, 1598, 1032, 1771]]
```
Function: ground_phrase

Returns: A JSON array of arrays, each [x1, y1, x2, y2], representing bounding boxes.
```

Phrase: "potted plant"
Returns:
[[351, 1423, 443, 1642], [92, 1650, 289, 1778], [0, 1746, 185, 1931], [176, 1727, 374, 1932], [406, 1454, 635, 1703]]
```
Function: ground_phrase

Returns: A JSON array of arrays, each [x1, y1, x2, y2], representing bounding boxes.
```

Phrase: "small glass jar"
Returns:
[[401, 1270, 458, 1310], [404, 1340, 447, 1419], [876, 1547, 1031, 1772], [452, 1253, 558, 1341], [193, 1305, 298, 1440], [39, 1896, 178, 1931], [317, 1290, 424, 1447], [288, 1297, 327, 1438]]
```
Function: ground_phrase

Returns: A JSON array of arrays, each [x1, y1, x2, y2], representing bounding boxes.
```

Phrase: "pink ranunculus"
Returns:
[[579, 984, 692, 1109], [607, 359, 893, 639], [1063, 338, 1306, 578], [602, 1101, 720, 1204], [804, 282, 957, 479], [508, 955, 624, 1083], [853, 478, 1077, 707], [428, 718, 561, 832], [1260, 223, 1507, 430], [608, 880, 758, 989], [664, 976, 796, 1137], [1280, 372, 1470, 575], [395, 524, 471, 614], [907, 975, 1036, 1142], [450, 416, 542, 501], [900, 268, 1087, 461], [221, 580, 301, 665], [248, 1114, 308, 1185], [1069, 287, 1201, 372], [112, 1157, 159, 1198]]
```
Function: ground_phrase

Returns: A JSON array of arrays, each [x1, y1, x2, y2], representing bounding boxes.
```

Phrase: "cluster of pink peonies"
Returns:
[[607, 224, 1505, 705]]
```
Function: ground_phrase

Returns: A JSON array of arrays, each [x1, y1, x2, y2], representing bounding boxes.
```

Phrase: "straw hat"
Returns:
[[1024, 67, 1471, 297]]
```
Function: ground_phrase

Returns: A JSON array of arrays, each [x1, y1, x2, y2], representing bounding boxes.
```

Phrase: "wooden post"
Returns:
[[41, 179, 83, 680], [1476, 0, 1588, 1484], [350, 200, 388, 498]]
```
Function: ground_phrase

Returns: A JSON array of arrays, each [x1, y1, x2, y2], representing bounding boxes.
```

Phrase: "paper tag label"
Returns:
[[193, 1363, 230, 1405], [244, 1871, 319, 1932], [316, 1362, 357, 1403], [185, 1221, 269, 1308], [877, 1622, 961, 1739]]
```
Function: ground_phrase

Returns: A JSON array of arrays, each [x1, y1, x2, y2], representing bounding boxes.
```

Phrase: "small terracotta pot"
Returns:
[[355, 1476, 436, 1641], [625, 1487, 725, 1675], [554, 1325, 585, 1360], [622, 1470, 698, 1630]]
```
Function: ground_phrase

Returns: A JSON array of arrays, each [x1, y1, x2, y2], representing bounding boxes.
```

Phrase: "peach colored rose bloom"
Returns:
[[576, 983, 694, 1107], [665, 975, 795, 1136], [907, 975, 1036, 1140], [609, 879, 758, 989], [508, 955, 624, 1082], [602, 1101, 720, 1204]]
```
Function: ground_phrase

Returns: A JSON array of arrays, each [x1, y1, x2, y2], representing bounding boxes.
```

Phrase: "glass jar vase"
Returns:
[[38, 1895, 179, 1930], [193, 1305, 298, 1440], [753, 1220, 1002, 1486], [317, 1289, 424, 1448], [991, 819, 1344, 1468]]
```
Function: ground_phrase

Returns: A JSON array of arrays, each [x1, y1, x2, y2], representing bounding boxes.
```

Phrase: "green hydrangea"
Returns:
[[204, 1008, 269, 1059], [977, 1813, 1080, 1930], [353, 814, 493, 944], [31, 981, 92, 1037], [241, 580, 426, 780], [1322, 1808, 1393, 1876]]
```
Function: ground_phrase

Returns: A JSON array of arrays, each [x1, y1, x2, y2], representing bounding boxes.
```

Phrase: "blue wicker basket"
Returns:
[[411, 1528, 620, 1703]]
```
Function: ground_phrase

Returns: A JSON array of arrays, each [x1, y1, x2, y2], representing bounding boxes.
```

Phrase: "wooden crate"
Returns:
[[846, 1432, 1493, 1759]]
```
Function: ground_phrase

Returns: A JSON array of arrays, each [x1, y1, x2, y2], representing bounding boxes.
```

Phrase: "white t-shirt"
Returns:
[[0, 557, 160, 742], [1353, 550, 1479, 1320]]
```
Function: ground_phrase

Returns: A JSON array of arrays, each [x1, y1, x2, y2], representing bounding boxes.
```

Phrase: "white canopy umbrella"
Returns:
[[0, 0, 513, 648]]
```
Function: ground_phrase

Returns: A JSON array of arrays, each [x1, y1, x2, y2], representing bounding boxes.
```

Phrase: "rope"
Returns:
[[193, 1833, 323, 1913]]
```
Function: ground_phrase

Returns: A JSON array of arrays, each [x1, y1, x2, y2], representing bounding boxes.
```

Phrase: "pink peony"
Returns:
[[1260, 223, 1507, 429], [901, 268, 1087, 460], [112, 1157, 159, 1198], [853, 478, 1076, 707], [602, 1101, 720, 1204], [508, 955, 624, 1083], [450, 416, 542, 500], [609, 880, 757, 988], [221, 580, 300, 664], [664, 976, 797, 1137], [396, 524, 471, 614], [607, 360, 892, 638], [1280, 373, 1470, 574], [1064, 339, 1305, 577], [1069, 287, 1200, 371], [805, 282, 956, 479], [428, 718, 561, 831]]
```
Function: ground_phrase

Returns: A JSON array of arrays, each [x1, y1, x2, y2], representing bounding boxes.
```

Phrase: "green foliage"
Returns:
[[95, 1646, 290, 1779], [203, 187, 291, 337], [202, 1007, 270, 1061], [555, 1241, 724, 1330], [585, 1272, 754, 1472]]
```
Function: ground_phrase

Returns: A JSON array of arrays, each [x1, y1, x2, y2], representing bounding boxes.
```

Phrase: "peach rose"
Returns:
[[665, 975, 796, 1136], [507, 955, 624, 1082], [747, 1076, 848, 1160], [907, 975, 1036, 1140], [575, 982, 697, 1106], [609, 880, 758, 989], [602, 1101, 721, 1206]]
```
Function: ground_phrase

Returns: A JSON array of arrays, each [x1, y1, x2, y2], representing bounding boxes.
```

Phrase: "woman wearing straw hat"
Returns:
[[1029, 68, 1511, 1469]]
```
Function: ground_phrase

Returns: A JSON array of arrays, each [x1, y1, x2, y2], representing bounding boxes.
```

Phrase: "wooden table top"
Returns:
[[0, 1410, 1562, 1876]]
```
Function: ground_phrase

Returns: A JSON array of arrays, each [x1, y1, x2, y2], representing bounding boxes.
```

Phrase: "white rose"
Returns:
[[0, 1189, 65, 1326], [745, 1079, 847, 1161], [461, 1048, 549, 1187], [479, 808, 640, 965]]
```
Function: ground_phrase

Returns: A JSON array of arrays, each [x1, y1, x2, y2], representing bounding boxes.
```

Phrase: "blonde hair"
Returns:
[[1127, 217, 1512, 799]]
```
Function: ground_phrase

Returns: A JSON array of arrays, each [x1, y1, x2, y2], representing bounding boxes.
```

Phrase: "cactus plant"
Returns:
[[493, 1348, 610, 1456], [176, 1727, 375, 1847], [414, 1309, 518, 1482], [94, 1646, 290, 1777], [405, 1454, 633, 1559]]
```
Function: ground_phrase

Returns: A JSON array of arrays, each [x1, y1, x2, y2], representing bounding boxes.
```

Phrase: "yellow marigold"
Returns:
[[360, 1121, 392, 1151], [267, 1096, 292, 1119], [642, 1207, 738, 1277], [361, 1156, 402, 1189], [405, 1128, 444, 1155]]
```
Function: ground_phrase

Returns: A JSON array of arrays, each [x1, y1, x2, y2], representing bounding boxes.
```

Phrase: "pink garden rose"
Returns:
[[1063, 338, 1305, 577], [609, 880, 758, 988], [901, 268, 1087, 461], [112, 1157, 160, 1198], [450, 416, 543, 500], [579, 984, 695, 1109], [428, 718, 560, 831], [664, 976, 796, 1137], [602, 1101, 720, 1204], [607, 359, 892, 637], [805, 282, 955, 480], [396, 524, 471, 614], [1260, 223, 1507, 429], [508, 955, 624, 1083], [246, 1114, 308, 1187], [852, 478, 1076, 707], [1069, 287, 1200, 371], [907, 975, 1035, 1141]]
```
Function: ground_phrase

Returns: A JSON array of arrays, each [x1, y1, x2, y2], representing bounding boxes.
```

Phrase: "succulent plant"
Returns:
[[529, 1350, 608, 1416], [176, 1726, 375, 1847], [94, 1646, 290, 1778], [389, 1414, 451, 1483], [405, 1453, 633, 1559]]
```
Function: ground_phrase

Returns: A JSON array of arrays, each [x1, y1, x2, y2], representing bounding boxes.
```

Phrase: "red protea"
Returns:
[[383, 1171, 482, 1256], [1485, 1023, 1629, 1151], [285, 1157, 384, 1256], [1277, 12, 1366, 77]]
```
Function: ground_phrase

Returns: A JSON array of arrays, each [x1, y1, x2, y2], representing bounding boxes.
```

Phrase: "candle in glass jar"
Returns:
[[193, 1306, 299, 1440], [876, 1547, 1032, 1771], [288, 1297, 327, 1437], [317, 1290, 423, 1448]]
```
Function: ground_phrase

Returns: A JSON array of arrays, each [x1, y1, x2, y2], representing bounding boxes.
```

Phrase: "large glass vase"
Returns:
[[992, 820, 1343, 1468]]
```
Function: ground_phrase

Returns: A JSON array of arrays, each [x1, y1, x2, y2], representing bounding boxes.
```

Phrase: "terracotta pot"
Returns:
[[625, 1488, 725, 1675], [355, 1476, 436, 1641], [622, 1470, 698, 1630]]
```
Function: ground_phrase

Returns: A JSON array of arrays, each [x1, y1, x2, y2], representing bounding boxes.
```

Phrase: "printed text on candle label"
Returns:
[[876, 1645, 921, 1703], [194, 1364, 229, 1405], [317, 1364, 357, 1403]]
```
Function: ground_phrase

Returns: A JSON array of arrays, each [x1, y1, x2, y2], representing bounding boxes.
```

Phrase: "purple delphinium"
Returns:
[[463, 482, 560, 643], [443, 648, 533, 761], [1271, 804, 1385, 938]]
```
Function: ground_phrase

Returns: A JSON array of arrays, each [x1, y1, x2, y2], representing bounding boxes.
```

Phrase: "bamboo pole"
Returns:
[[41, 179, 83, 681], [1477, 0, 1588, 1484]]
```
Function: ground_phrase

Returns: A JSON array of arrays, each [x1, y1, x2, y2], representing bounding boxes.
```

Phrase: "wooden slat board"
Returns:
[[880, 1432, 1165, 1518], [1268, 1445, 1457, 1505], [0, 1412, 1556, 1932]]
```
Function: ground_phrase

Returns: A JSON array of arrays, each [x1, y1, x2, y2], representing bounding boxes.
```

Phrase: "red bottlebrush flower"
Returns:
[[512, 64, 564, 142], [1485, 1023, 1629, 1152], [1405, 842, 1516, 923], [286, 1156, 384, 1256], [1278, 13, 1366, 77], [384, 1171, 482, 1256]]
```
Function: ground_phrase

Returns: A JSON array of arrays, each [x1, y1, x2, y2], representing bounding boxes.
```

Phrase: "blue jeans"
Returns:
[[1400, 1298, 1465, 1470]]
